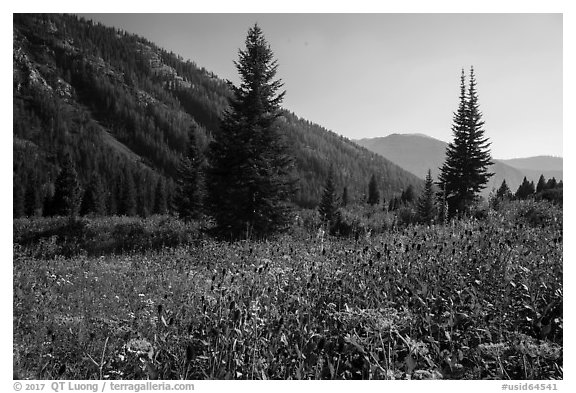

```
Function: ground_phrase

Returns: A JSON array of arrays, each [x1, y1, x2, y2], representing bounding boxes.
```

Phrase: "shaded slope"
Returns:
[[13, 13, 422, 213]]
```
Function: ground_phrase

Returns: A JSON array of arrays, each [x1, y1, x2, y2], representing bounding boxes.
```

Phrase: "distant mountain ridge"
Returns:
[[500, 156, 563, 172], [355, 134, 563, 196]]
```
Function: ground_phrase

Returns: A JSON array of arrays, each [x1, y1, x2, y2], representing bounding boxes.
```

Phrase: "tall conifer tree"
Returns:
[[417, 169, 436, 224], [495, 179, 512, 200], [438, 67, 493, 217], [174, 129, 203, 220], [205, 24, 294, 238], [515, 177, 535, 199], [536, 174, 547, 193], [401, 185, 416, 205], [367, 174, 379, 206], [52, 153, 82, 217], [318, 168, 338, 224]]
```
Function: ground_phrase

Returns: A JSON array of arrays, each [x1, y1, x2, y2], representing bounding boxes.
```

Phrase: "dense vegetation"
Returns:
[[13, 13, 422, 218], [205, 24, 295, 238], [13, 14, 562, 382], [13, 200, 562, 380]]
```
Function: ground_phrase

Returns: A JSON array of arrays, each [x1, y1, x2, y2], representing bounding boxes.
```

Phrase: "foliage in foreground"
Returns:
[[13, 201, 562, 380], [13, 215, 202, 258]]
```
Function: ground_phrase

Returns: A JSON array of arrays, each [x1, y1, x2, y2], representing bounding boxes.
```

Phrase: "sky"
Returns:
[[78, 13, 562, 159]]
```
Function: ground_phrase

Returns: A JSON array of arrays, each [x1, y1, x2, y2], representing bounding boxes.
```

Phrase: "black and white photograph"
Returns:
[[9, 4, 568, 390]]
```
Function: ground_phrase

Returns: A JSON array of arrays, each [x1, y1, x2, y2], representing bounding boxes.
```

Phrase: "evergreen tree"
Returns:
[[492, 179, 513, 209], [205, 24, 295, 238], [80, 172, 106, 216], [438, 67, 493, 217], [495, 179, 512, 200], [401, 184, 416, 205], [416, 169, 436, 224], [154, 177, 168, 215], [318, 169, 338, 224], [367, 174, 379, 206], [515, 177, 535, 200], [174, 129, 203, 220], [465, 67, 494, 195], [546, 177, 557, 190], [536, 175, 547, 193], [52, 153, 82, 217], [341, 186, 348, 207]]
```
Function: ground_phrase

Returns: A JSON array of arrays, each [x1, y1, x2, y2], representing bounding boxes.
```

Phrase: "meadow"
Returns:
[[13, 200, 562, 380]]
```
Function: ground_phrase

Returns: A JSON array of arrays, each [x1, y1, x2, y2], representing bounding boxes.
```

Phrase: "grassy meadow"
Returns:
[[13, 200, 562, 380]]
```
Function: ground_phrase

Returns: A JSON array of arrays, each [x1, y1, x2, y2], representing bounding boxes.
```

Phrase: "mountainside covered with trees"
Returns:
[[13, 13, 422, 218]]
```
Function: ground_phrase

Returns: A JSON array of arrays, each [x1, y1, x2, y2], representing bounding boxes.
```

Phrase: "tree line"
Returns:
[[492, 175, 563, 208]]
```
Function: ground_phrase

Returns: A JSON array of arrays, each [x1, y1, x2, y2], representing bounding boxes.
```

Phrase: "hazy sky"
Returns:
[[80, 13, 562, 159]]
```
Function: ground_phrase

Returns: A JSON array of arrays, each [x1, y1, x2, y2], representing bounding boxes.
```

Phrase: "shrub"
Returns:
[[511, 200, 561, 228], [13, 215, 201, 257], [536, 188, 563, 205], [396, 206, 416, 226]]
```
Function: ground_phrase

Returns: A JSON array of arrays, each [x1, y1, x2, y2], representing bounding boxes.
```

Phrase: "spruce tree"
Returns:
[[438, 67, 493, 217], [174, 129, 203, 220], [495, 179, 512, 200], [546, 177, 557, 190], [205, 24, 294, 238], [465, 67, 494, 196], [367, 174, 379, 206], [515, 177, 535, 200], [318, 169, 338, 224], [417, 169, 436, 224], [401, 185, 416, 205], [52, 153, 82, 217], [536, 175, 547, 193], [492, 179, 512, 209]]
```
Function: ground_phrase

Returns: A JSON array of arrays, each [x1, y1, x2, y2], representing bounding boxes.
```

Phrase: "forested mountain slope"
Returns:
[[13, 13, 422, 216]]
